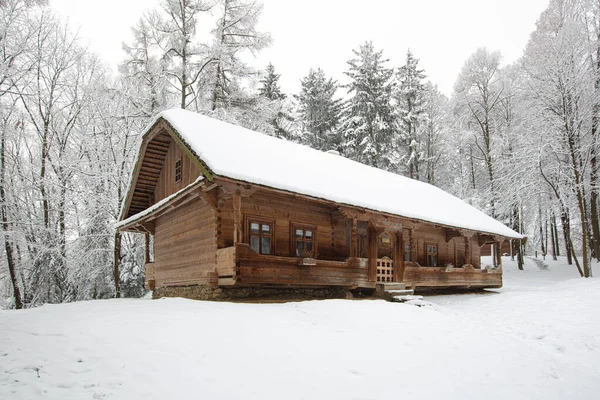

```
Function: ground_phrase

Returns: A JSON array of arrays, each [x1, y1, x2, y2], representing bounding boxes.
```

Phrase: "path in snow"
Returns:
[[0, 256, 598, 400]]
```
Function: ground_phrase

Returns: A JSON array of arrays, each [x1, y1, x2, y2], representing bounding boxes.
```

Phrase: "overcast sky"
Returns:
[[51, 0, 550, 97]]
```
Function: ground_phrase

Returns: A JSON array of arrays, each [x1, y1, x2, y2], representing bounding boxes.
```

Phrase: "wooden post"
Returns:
[[368, 228, 378, 282], [409, 228, 414, 262], [395, 230, 404, 282], [144, 233, 150, 264], [233, 190, 242, 244], [464, 235, 472, 266], [496, 241, 503, 268], [351, 217, 357, 257]]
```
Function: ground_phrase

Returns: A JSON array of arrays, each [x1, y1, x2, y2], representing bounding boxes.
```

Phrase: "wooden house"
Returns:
[[117, 109, 523, 300]]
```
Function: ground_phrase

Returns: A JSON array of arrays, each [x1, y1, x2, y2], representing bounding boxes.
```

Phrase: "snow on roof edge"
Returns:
[[116, 176, 205, 230]]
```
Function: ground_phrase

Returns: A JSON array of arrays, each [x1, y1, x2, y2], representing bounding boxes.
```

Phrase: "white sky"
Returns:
[[51, 0, 550, 97]]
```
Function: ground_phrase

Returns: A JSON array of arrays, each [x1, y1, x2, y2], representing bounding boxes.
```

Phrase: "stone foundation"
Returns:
[[152, 285, 350, 302]]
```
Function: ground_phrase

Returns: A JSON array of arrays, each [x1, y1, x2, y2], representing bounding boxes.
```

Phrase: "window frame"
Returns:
[[404, 242, 411, 262], [174, 158, 182, 183], [425, 242, 438, 267], [291, 223, 317, 258], [245, 216, 275, 255]]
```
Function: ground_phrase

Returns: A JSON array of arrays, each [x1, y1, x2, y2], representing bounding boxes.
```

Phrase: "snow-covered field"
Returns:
[[1, 257, 598, 400]]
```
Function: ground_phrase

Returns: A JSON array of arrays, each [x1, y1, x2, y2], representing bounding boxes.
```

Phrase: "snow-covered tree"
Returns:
[[150, 0, 214, 110], [453, 48, 505, 218], [259, 62, 285, 100], [207, 0, 271, 111], [339, 41, 395, 169], [295, 67, 342, 150], [395, 49, 427, 179]]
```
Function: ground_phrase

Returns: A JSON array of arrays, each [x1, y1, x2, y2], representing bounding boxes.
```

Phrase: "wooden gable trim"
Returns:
[[160, 118, 214, 182], [120, 118, 217, 222]]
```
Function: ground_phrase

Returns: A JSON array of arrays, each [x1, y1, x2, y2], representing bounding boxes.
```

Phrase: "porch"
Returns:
[[216, 243, 373, 289], [212, 243, 502, 291]]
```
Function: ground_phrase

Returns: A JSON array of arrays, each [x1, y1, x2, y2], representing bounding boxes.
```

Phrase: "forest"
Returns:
[[0, 0, 598, 308]]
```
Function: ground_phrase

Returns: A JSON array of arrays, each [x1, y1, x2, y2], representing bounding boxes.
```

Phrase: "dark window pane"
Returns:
[[305, 242, 313, 255], [250, 223, 259, 233], [251, 236, 260, 253], [296, 229, 303, 238], [261, 237, 271, 254], [262, 224, 270, 233], [432, 256, 437, 266], [296, 242, 304, 257]]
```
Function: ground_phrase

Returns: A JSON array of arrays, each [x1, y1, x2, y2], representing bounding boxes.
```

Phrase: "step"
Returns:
[[384, 289, 414, 296], [375, 282, 406, 292], [391, 294, 423, 303], [374, 287, 414, 301]]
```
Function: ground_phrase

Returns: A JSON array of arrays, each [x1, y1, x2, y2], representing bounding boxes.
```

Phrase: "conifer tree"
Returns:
[[296, 68, 342, 150], [339, 41, 395, 169], [259, 63, 285, 100], [395, 49, 426, 179]]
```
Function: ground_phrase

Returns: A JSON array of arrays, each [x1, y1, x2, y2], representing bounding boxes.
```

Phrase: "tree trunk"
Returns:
[[538, 202, 546, 258], [552, 211, 560, 257], [561, 210, 573, 265], [113, 227, 122, 298], [1, 127, 22, 309], [550, 213, 557, 261]]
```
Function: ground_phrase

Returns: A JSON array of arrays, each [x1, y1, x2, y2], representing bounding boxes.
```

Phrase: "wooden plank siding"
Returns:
[[153, 197, 217, 287], [154, 140, 202, 204], [234, 189, 336, 259]]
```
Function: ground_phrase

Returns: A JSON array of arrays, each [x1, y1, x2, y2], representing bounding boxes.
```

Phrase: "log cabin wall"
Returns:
[[218, 188, 338, 259], [217, 187, 234, 249], [402, 225, 481, 268], [154, 140, 202, 204], [154, 197, 217, 288]]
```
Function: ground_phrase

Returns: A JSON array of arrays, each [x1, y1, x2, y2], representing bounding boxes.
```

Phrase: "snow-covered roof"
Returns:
[[127, 108, 522, 239]]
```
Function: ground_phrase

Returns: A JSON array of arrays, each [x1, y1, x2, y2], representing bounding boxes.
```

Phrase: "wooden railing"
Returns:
[[403, 264, 502, 289], [216, 243, 371, 288], [213, 244, 501, 290]]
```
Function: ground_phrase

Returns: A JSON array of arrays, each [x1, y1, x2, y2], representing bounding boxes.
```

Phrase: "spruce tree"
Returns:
[[296, 68, 342, 150], [395, 49, 426, 179], [259, 63, 285, 100], [339, 41, 395, 169]]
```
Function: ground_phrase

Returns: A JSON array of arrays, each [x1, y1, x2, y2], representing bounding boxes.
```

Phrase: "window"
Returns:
[[404, 243, 411, 261], [293, 224, 315, 257], [357, 234, 367, 258], [427, 244, 438, 266], [248, 219, 273, 255], [175, 158, 182, 183]]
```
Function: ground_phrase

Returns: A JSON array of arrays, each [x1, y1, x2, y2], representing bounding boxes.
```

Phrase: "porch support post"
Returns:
[[495, 239, 503, 268], [144, 233, 150, 264], [461, 230, 474, 266], [394, 230, 404, 282], [233, 190, 242, 244], [351, 217, 357, 257], [368, 228, 378, 282]]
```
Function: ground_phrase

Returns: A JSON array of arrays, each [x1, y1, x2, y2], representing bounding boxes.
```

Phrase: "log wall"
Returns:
[[154, 197, 216, 287], [219, 189, 336, 259], [154, 141, 202, 204]]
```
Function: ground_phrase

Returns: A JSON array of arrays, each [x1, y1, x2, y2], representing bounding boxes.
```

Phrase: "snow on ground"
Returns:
[[1, 257, 599, 400]]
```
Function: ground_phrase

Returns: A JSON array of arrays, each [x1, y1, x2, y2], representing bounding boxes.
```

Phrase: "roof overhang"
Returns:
[[117, 176, 206, 233]]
